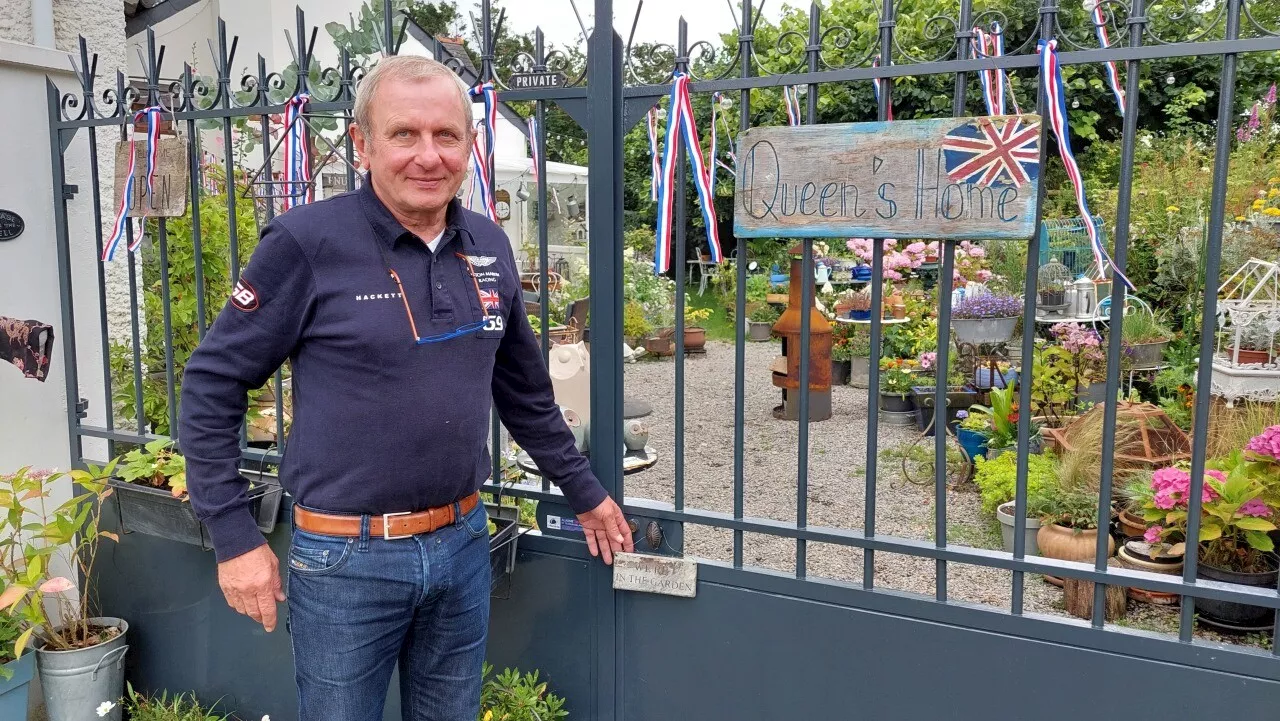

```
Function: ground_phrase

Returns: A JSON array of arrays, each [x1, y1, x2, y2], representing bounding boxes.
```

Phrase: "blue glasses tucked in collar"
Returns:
[[385, 252, 498, 344]]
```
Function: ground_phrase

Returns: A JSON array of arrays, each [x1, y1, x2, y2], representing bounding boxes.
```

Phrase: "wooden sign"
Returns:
[[112, 136, 189, 217], [510, 72, 567, 90], [612, 552, 697, 598], [733, 114, 1042, 240]]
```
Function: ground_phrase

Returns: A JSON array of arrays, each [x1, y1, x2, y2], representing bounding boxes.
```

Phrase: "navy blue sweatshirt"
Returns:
[[179, 177, 607, 561]]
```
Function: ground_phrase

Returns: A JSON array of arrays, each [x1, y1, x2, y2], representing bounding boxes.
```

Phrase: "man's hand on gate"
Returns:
[[217, 544, 286, 632], [577, 496, 635, 565]]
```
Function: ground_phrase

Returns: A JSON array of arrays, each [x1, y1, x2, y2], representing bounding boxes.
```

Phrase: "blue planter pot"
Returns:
[[853, 265, 873, 281], [956, 428, 988, 460], [0, 653, 35, 720], [849, 309, 872, 320], [975, 367, 1018, 389]]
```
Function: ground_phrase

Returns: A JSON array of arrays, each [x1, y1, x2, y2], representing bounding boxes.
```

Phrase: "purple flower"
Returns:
[[1268, 83, 1278, 106], [952, 293, 1023, 320]]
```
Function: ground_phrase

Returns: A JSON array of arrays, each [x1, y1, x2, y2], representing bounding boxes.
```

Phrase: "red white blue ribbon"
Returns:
[[654, 72, 722, 274], [1040, 39, 1133, 291], [972, 25, 1021, 116], [281, 93, 312, 212], [872, 56, 894, 120], [102, 106, 163, 261], [527, 116, 541, 185], [647, 105, 662, 201], [1091, 3, 1127, 116], [782, 85, 802, 126], [469, 82, 500, 222]]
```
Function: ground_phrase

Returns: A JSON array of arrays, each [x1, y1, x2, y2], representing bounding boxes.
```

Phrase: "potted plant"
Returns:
[[885, 289, 906, 319], [973, 451, 1057, 555], [683, 306, 711, 351], [950, 292, 1023, 345], [831, 338, 853, 386], [955, 410, 992, 461], [848, 290, 873, 321], [1121, 312, 1174, 368], [911, 352, 978, 434], [966, 385, 1042, 459], [747, 304, 778, 342], [623, 300, 652, 347], [1138, 435, 1280, 627], [1225, 323, 1275, 366], [0, 610, 33, 719], [0, 462, 130, 721], [1048, 323, 1108, 406], [1034, 481, 1114, 586], [879, 358, 916, 412]]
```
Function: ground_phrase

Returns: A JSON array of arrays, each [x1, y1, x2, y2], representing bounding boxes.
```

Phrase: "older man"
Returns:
[[178, 55, 632, 721]]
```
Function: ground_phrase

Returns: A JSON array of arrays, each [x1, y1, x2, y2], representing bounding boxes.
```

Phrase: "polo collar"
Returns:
[[358, 172, 471, 251]]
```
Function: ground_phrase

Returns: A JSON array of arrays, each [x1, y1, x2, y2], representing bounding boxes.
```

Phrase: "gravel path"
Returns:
[[617, 340, 1263, 647]]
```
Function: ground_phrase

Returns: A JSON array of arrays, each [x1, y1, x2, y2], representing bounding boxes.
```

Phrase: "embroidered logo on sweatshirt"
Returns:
[[231, 280, 259, 311]]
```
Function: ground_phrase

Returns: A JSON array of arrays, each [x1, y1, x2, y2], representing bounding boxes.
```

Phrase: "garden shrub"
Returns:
[[973, 451, 1057, 516]]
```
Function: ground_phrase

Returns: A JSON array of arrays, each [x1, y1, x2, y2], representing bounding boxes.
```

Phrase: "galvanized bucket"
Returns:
[[35, 617, 128, 721]]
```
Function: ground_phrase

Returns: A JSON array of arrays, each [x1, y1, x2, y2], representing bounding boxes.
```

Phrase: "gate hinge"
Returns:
[[62, 184, 78, 200], [76, 397, 89, 419]]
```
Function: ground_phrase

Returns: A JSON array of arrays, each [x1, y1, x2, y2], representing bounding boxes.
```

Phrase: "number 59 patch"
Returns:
[[231, 279, 259, 312]]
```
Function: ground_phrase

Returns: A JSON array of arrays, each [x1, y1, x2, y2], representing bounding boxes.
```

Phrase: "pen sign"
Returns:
[[733, 114, 1043, 240], [612, 552, 697, 598], [112, 136, 190, 218]]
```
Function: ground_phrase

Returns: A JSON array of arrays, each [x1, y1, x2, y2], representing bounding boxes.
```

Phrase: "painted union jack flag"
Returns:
[[479, 289, 501, 311], [941, 117, 1041, 188]]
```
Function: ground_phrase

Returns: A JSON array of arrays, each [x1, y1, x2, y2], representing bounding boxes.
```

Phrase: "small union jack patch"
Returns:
[[479, 289, 501, 311]]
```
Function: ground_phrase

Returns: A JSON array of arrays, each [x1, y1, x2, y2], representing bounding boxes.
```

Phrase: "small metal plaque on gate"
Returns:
[[510, 72, 567, 90], [613, 552, 697, 598]]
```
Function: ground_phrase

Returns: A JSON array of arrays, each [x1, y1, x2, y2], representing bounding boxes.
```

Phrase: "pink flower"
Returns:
[[1267, 83, 1277, 106], [39, 577, 75, 594], [967, 246, 986, 259], [1153, 489, 1177, 510], [976, 269, 993, 282], [906, 242, 926, 254], [1144, 526, 1163, 544], [1239, 498, 1272, 518], [1245, 425, 1280, 462], [919, 352, 937, 370]]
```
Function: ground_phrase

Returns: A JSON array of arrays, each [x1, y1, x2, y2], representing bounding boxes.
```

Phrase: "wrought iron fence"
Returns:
[[47, 0, 1280, 670]]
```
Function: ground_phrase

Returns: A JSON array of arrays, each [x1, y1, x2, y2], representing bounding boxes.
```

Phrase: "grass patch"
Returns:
[[688, 290, 736, 342]]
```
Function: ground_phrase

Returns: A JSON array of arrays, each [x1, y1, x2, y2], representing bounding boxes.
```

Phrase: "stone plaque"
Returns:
[[112, 136, 190, 217], [733, 114, 1042, 240], [612, 552, 697, 598]]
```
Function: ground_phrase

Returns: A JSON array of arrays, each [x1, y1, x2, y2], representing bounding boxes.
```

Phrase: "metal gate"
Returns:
[[48, 0, 1280, 718]]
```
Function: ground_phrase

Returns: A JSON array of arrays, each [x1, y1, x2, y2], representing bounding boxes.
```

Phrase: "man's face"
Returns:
[[352, 75, 472, 217]]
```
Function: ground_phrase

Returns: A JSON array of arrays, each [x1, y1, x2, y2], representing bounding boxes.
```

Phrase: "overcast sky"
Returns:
[[493, 0, 787, 50]]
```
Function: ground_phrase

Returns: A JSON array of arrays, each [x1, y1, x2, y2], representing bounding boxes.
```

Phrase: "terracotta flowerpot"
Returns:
[[1226, 345, 1272, 365], [1036, 523, 1114, 587], [684, 327, 706, 350], [891, 304, 906, 319], [1117, 508, 1147, 539]]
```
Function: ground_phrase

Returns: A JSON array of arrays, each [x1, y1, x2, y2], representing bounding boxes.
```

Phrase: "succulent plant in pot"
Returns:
[[951, 292, 1023, 345]]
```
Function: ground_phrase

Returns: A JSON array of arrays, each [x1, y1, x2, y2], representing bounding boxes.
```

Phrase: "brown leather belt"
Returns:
[[293, 492, 480, 540]]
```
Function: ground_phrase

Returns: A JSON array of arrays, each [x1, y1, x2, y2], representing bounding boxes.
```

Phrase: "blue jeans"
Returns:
[[286, 501, 491, 721]]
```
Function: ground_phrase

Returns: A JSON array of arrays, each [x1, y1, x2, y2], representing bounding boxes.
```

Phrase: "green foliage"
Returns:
[[0, 611, 21, 673], [623, 301, 652, 339], [115, 439, 188, 497], [973, 451, 1057, 516], [478, 663, 568, 721], [120, 683, 232, 721], [1120, 311, 1174, 345], [749, 304, 779, 323], [1034, 483, 1103, 530], [0, 461, 119, 658], [112, 178, 263, 436]]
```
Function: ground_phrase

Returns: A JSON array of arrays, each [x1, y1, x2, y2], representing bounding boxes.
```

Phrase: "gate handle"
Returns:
[[91, 645, 129, 680]]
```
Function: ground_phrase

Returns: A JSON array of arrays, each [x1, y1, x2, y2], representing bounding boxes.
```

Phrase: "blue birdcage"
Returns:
[[1038, 215, 1106, 277]]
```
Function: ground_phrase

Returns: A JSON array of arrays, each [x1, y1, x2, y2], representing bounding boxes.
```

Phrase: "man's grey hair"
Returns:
[[353, 55, 473, 135]]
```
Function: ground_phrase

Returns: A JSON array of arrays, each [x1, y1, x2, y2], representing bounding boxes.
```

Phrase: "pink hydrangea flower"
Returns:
[[1238, 498, 1272, 518], [967, 245, 986, 259], [1144, 526, 1163, 544], [1245, 425, 1280, 462]]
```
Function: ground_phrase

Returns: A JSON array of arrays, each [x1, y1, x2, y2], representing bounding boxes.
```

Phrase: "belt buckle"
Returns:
[[382, 511, 413, 540]]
